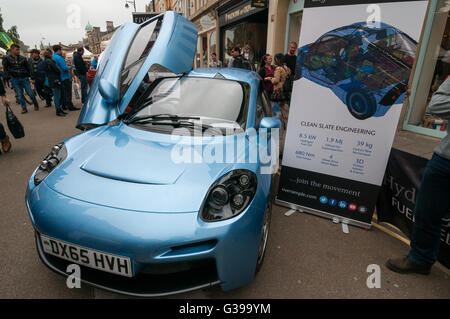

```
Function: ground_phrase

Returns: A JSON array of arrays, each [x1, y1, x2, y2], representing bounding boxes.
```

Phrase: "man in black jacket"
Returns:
[[29, 49, 52, 107], [2, 44, 39, 113], [73, 47, 88, 104], [0, 77, 12, 154]]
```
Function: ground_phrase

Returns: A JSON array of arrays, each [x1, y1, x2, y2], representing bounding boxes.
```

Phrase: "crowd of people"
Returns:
[[0, 44, 96, 154], [209, 41, 299, 129]]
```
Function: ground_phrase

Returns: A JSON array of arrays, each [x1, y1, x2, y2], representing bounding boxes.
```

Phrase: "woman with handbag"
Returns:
[[0, 78, 12, 154], [43, 49, 66, 117], [271, 54, 291, 128]]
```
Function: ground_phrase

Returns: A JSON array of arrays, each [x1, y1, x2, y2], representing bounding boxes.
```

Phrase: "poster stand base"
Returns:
[[275, 198, 372, 230]]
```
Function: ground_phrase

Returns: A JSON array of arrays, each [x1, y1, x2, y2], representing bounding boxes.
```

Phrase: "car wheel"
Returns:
[[255, 200, 272, 274], [346, 88, 377, 120]]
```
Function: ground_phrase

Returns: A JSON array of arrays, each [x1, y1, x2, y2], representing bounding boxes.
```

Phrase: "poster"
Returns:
[[377, 149, 450, 269], [276, 0, 428, 227]]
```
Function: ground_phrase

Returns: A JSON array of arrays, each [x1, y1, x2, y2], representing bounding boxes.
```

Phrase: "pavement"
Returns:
[[0, 87, 449, 299]]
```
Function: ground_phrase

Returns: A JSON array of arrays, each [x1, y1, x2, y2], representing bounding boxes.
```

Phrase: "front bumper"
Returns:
[[26, 180, 267, 297]]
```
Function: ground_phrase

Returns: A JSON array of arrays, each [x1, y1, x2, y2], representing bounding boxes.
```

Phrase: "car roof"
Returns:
[[186, 68, 260, 91]]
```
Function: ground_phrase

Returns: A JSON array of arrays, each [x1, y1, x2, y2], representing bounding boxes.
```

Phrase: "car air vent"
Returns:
[[161, 239, 218, 257]]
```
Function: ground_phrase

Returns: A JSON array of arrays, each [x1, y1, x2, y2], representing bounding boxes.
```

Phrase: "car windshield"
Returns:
[[128, 77, 247, 133]]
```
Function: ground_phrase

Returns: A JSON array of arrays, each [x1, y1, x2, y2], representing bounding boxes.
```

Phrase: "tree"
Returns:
[[0, 10, 20, 49]]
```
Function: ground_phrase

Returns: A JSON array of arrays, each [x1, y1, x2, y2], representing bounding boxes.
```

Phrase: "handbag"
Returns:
[[5, 104, 25, 139], [271, 88, 285, 102]]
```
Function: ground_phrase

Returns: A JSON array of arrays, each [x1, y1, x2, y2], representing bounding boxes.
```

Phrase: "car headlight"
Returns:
[[34, 143, 67, 186], [201, 170, 257, 222]]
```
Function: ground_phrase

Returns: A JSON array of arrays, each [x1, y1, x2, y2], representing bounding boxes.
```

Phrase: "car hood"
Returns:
[[43, 124, 255, 213]]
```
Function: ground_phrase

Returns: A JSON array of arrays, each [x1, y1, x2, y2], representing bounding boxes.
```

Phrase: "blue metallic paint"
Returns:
[[78, 11, 198, 127], [26, 49, 276, 294]]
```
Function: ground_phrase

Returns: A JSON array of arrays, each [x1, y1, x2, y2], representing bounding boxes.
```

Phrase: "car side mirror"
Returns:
[[260, 117, 281, 129], [99, 78, 119, 104]]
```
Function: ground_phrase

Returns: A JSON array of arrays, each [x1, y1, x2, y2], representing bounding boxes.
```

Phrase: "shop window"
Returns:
[[210, 31, 216, 55], [287, 11, 303, 48], [223, 22, 267, 69], [407, 1, 449, 135]]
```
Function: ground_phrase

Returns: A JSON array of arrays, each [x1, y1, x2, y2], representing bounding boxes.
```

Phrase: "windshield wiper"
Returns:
[[124, 114, 200, 125], [139, 119, 217, 133]]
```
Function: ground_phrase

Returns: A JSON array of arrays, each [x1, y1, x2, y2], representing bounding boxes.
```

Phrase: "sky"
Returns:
[[0, 0, 150, 48]]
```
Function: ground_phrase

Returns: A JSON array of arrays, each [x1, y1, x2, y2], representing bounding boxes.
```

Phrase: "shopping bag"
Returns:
[[5, 104, 25, 139], [73, 82, 80, 100]]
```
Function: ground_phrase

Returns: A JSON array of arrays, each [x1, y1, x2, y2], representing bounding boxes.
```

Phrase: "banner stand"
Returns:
[[275, 198, 372, 230]]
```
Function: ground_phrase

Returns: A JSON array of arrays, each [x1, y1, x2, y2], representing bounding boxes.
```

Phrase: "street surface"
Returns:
[[1, 88, 449, 299]]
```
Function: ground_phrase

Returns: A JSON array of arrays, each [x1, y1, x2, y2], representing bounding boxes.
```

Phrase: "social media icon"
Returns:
[[358, 206, 368, 214], [338, 201, 347, 209], [349, 203, 357, 211], [328, 198, 337, 207], [320, 196, 328, 204]]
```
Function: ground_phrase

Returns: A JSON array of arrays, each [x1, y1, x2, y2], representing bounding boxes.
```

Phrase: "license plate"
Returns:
[[40, 235, 132, 277]]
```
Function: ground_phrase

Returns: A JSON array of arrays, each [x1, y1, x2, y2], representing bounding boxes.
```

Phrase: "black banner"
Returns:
[[304, 0, 426, 8], [377, 149, 450, 269], [277, 166, 380, 225]]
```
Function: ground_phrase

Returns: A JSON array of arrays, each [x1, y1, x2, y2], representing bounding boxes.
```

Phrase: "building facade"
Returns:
[[85, 21, 117, 55]]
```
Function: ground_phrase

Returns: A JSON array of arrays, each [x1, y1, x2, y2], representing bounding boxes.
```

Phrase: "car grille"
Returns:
[[36, 234, 220, 297]]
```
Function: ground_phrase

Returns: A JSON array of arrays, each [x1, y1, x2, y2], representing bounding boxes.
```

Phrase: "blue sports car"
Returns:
[[25, 12, 281, 296], [295, 22, 417, 120]]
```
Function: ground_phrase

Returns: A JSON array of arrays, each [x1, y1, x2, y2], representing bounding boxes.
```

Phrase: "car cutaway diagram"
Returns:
[[25, 12, 280, 297], [295, 22, 418, 120]]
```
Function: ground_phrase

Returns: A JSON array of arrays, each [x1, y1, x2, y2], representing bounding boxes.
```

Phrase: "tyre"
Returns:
[[345, 88, 377, 120], [255, 200, 272, 274]]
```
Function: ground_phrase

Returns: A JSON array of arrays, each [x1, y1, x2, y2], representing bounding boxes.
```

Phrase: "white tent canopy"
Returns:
[[67, 47, 94, 59], [0, 47, 7, 56]]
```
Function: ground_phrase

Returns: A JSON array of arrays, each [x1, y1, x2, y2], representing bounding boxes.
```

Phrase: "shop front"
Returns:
[[404, 0, 449, 139], [284, 0, 304, 52], [218, 0, 269, 69], [193, 11, 219, 69]]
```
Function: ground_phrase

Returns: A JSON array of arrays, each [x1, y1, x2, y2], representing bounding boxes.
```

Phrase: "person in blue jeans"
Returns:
[[387, 77, 450, 274], [43, 48, 66, 117], [2, 44, 39, 113]]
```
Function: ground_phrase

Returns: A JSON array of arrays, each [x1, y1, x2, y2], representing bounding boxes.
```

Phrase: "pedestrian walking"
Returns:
[[0, 77, 12, 154], [258, 54, 275, 97], [270, 53, 291, 128], [209, 53, 222, 68], [73, 47, 89, 104], [2, 44, 39, 113], [43, 49, 66, 117], [29, 49, 52, 108], [387, 77, 450, 275]]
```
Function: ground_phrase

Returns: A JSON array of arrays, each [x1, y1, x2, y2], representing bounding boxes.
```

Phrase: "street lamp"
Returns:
[[125, 0, 136, 12]]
